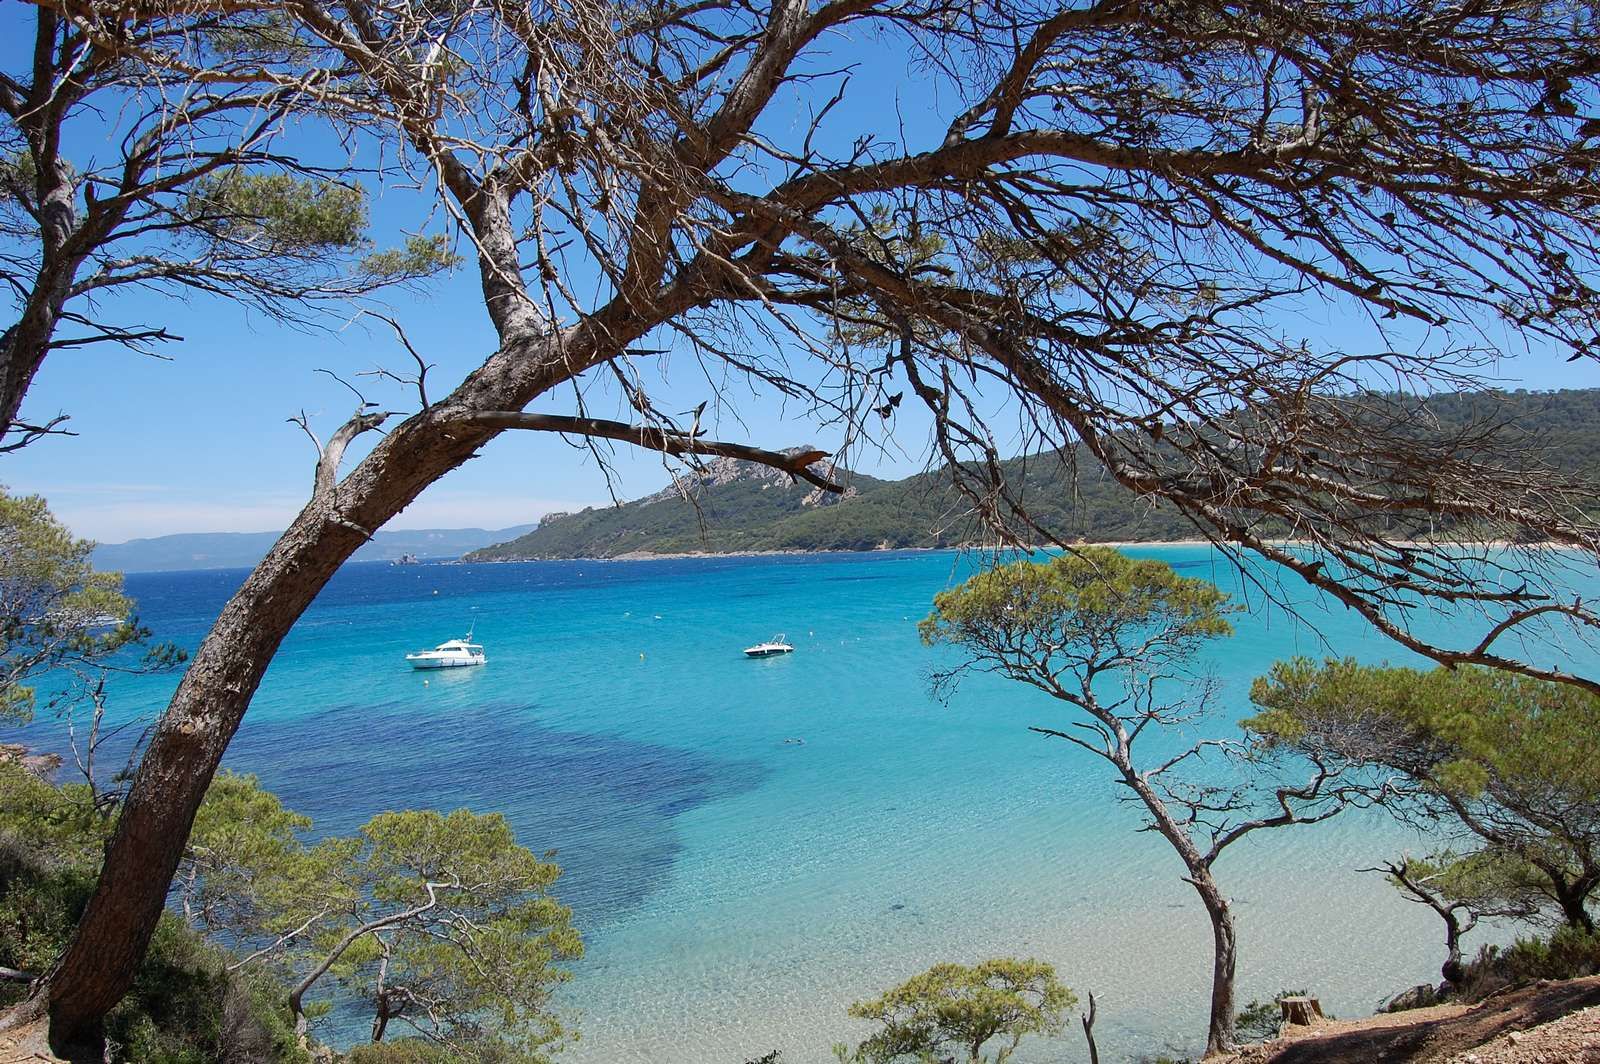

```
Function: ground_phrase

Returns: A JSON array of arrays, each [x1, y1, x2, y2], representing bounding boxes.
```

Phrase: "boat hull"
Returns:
[[743, 647, 793, 658], [407, 656, 486, 669]]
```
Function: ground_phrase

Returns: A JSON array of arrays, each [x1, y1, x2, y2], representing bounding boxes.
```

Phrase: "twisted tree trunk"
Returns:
[[27, 260, 730, 1052], [1441, 911, 1469, 986], [1195, 874, 1239, 1059], [0, 306, 59, 442], [35, 318, 583, 1054], [0, 178, 90, 448], [43, 440, 482, 1055], [1119, 765, 1239, 1058], [1546, 867, 1599, 933]]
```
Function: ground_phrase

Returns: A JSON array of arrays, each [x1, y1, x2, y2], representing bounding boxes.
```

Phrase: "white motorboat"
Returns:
[[406, 632, 487, 669], [743, 634, 794, 658]]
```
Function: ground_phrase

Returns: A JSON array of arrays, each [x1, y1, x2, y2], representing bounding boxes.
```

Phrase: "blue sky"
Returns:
[[4, 9, 1598, 544], [0, 11, 958, 541]]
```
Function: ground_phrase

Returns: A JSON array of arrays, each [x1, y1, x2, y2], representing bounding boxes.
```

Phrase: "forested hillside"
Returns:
[[466, 389, 1600, 561]]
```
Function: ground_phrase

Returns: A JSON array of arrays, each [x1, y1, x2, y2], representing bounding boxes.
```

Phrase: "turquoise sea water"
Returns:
[[18, 547, 1600, 1062]]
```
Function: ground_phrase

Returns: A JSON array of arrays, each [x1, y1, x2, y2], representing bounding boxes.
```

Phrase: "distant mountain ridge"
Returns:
[[95, 524, 539, 573], [464, 388, 1600, 562]]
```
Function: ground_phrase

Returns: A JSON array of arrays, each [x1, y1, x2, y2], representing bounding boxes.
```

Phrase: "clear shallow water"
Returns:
[[14, 547, 1600, 1062]]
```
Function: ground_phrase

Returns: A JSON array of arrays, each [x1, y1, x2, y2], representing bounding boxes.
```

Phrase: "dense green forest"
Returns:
[[466, 389, 1600, 561]]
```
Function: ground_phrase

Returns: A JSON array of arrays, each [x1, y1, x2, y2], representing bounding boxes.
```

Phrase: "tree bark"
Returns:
[[1117, 765, 1238, 1057], [370, 946, 392, 1043], [1081, 990, 1100, 1064], [1542, 865, 1599, 933], [47, 503, 383, 1057], [1278, 997, 1325, 1026], [371, 1003, 392, 1044], [1442, 913, 1467, 986], [35, 317, 601, 1051], [0, 175, 87, 444], [1193, 869, 1238, 1058], [1380, 859, 1477, 989], [18, 235, 791, 1049], [23, 175, 709, 1037], [0, 309, 58, 441], [1556, 886, 1596, 933], [2, 9, 100, 447]]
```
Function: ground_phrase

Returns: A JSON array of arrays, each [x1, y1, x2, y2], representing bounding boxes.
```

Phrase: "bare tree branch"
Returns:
[[456, 410, 842, 493]]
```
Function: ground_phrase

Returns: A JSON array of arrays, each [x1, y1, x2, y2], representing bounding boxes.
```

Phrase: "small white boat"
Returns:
[[743, 634, 794, 658], [406, 632, 487, 669]]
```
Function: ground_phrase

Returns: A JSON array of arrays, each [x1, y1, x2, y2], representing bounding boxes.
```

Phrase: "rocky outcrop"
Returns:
[[1385, 984, 1445, 1013], [0, 745, 60, 780], [634, 448, 845, 506]]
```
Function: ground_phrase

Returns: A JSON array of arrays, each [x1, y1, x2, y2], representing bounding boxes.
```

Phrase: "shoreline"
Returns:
[[602, 540, 1215, 561], [464, 541, 1216, 564], [462, 538, 1567, 565]]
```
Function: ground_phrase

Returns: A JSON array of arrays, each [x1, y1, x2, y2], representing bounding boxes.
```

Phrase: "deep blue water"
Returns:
[[11, 548, 1600, 1062]]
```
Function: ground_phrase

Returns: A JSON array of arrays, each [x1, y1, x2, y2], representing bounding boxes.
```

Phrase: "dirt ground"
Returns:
[[1215, 977, 1600, 1064], [0, 1019, 58, 1064]]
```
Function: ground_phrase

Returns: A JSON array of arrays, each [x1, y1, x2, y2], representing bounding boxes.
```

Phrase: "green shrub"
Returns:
[[1500, 926, 1600, 983], [343, 1036, 545, 1064], [0, 824, 307, 1064], [834, 957, 1074, 1063], [1456, 926, 1600, 1002], [104, 916, 309, 1064], [345, 1043, 452, 1064], [0, 839, 95, 997]]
